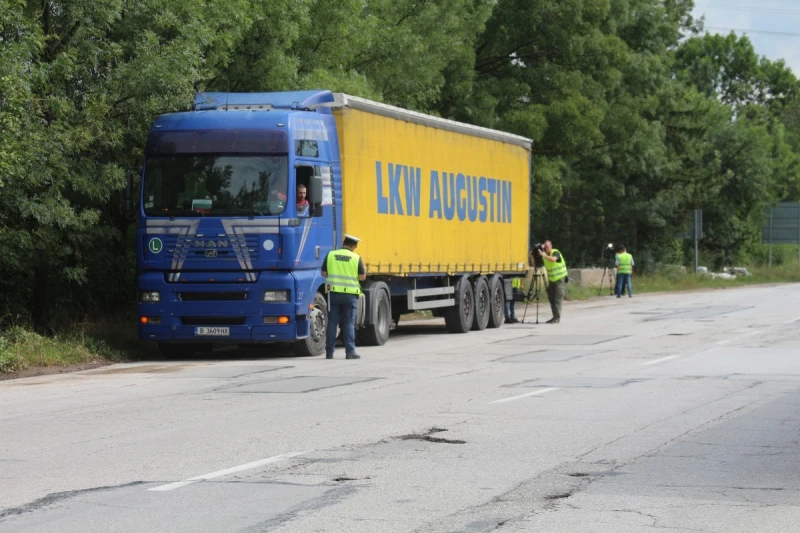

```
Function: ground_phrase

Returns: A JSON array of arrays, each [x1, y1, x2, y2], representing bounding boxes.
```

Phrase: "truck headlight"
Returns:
[[140, 291, 161, 303], [263, 290, 290, 302]]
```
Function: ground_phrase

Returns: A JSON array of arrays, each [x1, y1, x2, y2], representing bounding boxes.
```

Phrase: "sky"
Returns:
[[691, 1, 800, 75]]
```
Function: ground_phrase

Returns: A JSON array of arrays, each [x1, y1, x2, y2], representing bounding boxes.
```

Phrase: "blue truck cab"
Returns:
[[136, 91, 341, 357]]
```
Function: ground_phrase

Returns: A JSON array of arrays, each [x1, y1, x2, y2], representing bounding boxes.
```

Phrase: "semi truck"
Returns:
[[135, 90, 532, 357]]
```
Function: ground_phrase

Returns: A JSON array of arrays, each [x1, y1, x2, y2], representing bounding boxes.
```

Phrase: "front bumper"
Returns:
[[136, 272, 310, 343]]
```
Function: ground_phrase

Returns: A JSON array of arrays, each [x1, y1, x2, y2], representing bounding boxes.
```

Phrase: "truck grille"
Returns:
[[179, 292, 248, 302], [164, 235, 260, 262], [181, 316, 247, 326]]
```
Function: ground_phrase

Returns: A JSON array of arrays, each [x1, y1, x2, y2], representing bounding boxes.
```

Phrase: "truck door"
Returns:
[[293, 163, 331, 267]]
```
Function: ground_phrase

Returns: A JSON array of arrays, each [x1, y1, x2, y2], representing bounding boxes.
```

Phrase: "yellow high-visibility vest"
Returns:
[[617, 252, 633, 274], [544, 248, 568, 282], [325, 248, 362, 295]]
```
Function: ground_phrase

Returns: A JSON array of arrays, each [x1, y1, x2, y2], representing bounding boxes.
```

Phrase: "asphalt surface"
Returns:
[[2, 284, 800, 532]]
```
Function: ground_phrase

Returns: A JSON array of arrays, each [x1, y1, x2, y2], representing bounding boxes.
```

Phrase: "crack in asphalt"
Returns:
[[0, 481, 147, 521], [242, 485, 355, 533]]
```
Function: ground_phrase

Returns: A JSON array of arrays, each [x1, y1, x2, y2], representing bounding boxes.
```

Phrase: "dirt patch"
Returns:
[[0, 361, 111, 382], [88, 364, 189, 375]]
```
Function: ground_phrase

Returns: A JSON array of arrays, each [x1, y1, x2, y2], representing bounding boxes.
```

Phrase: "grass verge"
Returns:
[[520, 264, 800, 303], [0, 318, 155, 375]]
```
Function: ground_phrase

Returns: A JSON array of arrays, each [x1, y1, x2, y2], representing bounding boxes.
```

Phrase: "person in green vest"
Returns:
[[615, 244, 634, 298], [505, 277, 522, 324], [322, 234, 367, 359], [536, 240, 567, 324]]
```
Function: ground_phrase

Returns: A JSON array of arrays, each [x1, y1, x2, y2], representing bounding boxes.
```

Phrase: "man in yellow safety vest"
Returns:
[[615, 244, 634, 298], [537, 240, 567, 324], [322, 234, 367, 359]]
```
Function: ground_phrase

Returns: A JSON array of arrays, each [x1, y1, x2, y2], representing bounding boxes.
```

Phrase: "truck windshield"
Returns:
[[143, 155, 288, 216]]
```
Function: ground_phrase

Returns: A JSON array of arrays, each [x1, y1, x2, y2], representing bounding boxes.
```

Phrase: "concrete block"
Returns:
[[568, 268, 615, 288]]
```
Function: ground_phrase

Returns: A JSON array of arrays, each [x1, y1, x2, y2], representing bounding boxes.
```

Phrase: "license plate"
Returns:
[[195, 327, 230, 337]]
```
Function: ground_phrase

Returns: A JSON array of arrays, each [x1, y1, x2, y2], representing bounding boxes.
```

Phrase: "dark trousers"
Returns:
[[546, 278, 565, 320], [326, 292, 358, 356], [615, 273, 632, 296]]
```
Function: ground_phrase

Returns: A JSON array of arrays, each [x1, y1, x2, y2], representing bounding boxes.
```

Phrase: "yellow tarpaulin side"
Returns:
[[334, 107, 530, 275]]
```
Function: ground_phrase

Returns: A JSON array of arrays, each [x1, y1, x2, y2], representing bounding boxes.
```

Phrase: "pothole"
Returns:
[[398, 427, 466, 445], [567, 473, 589, 477], [333, 477, 356, 482], [544, 491, 574, 500]]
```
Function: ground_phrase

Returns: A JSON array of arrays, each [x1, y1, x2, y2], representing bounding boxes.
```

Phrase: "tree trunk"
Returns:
[[32, 249, 50, 335]]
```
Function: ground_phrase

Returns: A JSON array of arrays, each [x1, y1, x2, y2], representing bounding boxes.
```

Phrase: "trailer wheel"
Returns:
[[471, 277, 491, 331], [487, 275, 505, 329], [445, 276, 475, 334], [359, 288, 391, 346], [294, 292, 327, 357]]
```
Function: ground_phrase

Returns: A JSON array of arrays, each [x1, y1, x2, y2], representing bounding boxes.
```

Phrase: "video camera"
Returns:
[[531, 242, 545, 268]]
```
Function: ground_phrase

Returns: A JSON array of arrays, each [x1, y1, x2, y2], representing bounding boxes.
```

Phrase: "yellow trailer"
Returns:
[[328, 94, 532, 340], [332, 95, 531, 276]]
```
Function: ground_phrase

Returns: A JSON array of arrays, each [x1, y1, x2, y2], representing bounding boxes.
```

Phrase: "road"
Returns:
[[2, 284, 800, 532]]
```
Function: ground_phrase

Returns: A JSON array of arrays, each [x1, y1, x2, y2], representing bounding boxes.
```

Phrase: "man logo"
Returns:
[[194, 240, 229, 248], [205, 250, 218, 258]]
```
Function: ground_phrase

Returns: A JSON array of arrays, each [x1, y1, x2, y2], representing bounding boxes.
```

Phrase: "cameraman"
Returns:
[[536, 240, 567, 324]]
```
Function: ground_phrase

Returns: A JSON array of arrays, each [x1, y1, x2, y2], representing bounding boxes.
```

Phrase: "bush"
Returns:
[[0, 325, 127, 374]]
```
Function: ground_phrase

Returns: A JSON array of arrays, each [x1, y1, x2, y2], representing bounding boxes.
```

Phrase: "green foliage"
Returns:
[[0, 325, 125, 374], [2, 0, 800, 347]]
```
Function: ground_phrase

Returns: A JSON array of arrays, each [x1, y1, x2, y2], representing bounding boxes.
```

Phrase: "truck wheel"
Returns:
[[358, 288, 391, 346], [445, 276, 475, 334], [471, 277, 490, 331], [487, 275, 505, 329], [294, 292, 327, 357]]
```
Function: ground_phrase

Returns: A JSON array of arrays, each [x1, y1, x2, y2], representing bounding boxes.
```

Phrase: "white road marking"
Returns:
[[717, 329, 761, 345], [147, 450, 312, 492], [786, 316, 800, 325], [490, 387, 560, 404], [641, 355, 679, 366]]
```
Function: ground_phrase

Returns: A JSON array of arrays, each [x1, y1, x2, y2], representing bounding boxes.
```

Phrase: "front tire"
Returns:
[[294, 292, 327, 356], [358, 288, 391, 346]]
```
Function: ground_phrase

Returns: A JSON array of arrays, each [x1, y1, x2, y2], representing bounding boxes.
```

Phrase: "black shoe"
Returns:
[[345, 354, 361, 360], [325, 354, 333, 359], [505, 319, 513, 324], [511, 318, 520, 323], [616, 295, 620, 298]]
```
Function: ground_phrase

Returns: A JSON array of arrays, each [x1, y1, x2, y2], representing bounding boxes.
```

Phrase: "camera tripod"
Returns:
[[597, 258, 616, 296], [521, 266, 547, 324]]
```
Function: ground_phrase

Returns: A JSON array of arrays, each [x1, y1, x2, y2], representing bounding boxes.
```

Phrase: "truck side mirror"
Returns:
[[308, 174, 323, 206]]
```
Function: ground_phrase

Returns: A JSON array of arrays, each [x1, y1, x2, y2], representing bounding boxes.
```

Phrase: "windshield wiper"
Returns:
[[215, 208, 266, 216]]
